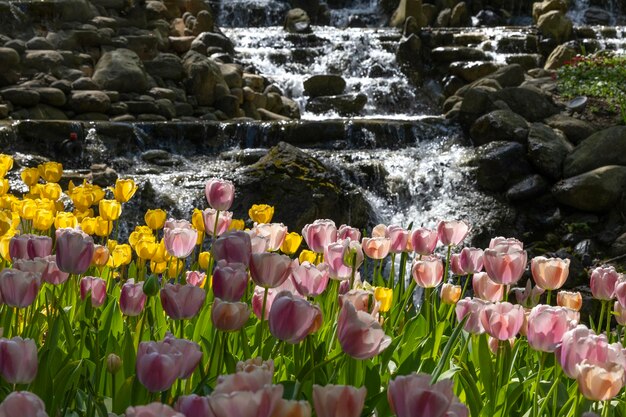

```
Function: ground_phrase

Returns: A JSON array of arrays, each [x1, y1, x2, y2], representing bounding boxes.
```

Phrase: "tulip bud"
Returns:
[[441, 283, 461, 304], [374, 287, 393, 312], [143, 275, 159, 296], [281, 232, 303, 255], [249, 203, 274, 224], [145, 208, 167, 230], [38, 161, 63, 182], [557, 291, 583, 311], [205, 178, 235, 211], [113, 178, 138, 203], [107, 353, 122, 374]]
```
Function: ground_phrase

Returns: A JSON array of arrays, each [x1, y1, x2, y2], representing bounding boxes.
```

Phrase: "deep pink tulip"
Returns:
[[531, 256, 570, 290], [208, 384, 284, 417], [205, 178, 235, 211], [0, 391, 48, 417], [450, 254, 465, 275], [160, 284, 206, 319], [175, 395, 211, 417], [437, 220, 470, 246], [387, 373, 468, 417], [312, 384, 367, 417], [202, 209, 232, 236], [0, 337, 38, 384], [455, 297, 488, 334], [9, 234, 52, 260], [472, 272, 504, 302], [126, 402, 184, 417], [164, 219, 198, 259], [527, 305, 576, 352], [489, 236, 523, 250], [213, 363, 273, 395], [269, 291, 322, 344], [387, 225, 409, 254], [556, 325, 609, 378], [302, 219, 337, 253], [325, 241, 353, 280], [212, 231, 252, 266], [80, 276, 106, 307], [120, 280, 146, 316], [213, 261, 248, 301], [136, 340, 182, 392], [55, 228, 94, 275], [459, 247, 484, 274], [361, 237, 391, 260], [412, 256, 444, 288], [337, 300, 391, 359], [0, 269, 41, 308], [41, 255, 69, 285], [510, 280, 544, 308], [411, 227, 438, 256], [249, 252, 292, 288], [338, 279, 351, 295], [338, 225, 361, 241], [252, 223, 287, 252], [482, 246, 527, 285], [590, 266, 620, 300], [163, 333, 202, 379], [212, 298, 250, 331], [291, 261, 330, 297], [480, 302, 525, 341], [252, 278, 301, 320], [185, 270, 206, 287]]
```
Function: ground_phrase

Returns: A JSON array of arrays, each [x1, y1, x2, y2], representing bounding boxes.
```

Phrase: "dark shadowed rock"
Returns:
[[545, 115, 594, 145], [284, 8, 312, 33], [493, 86, 560, 122], [469, 109, 529, 146], [303, 75, 346, 98], [506, 174, 549, 201], [563, 126, 626, 177], [527, 123, 573, 180], [92, 49, 149, 93], [472, 141, 532, 191], [306, 93, 367, 115], [553, 166, 626, 212]]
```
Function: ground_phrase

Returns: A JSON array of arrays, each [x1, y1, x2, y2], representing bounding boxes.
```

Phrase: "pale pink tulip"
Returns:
[[577, 360, 625, 401], [616, 302, 626, 326], [411, 227, 438, 255], [203, 209, 233, 236], [337, 225, 361, 241], [175, 395, 211, 417], [337, 301, 391, 359], [342, 239, 364, 269], [527, 305, 576, 352], [371, 224, 388, 238], [531, 256, 570, 290], [459, 247, 484, 274], [120, 280, 146, 316], [291, 261, 330, 297], [212, 298, 250, 331], [482, 246, 527, 285], [387, 373, 468, 417], [136, 341, 182, 392], [450, 254, 464, 275], [312, 384, 366, 417], [412, 256, 443, 288], [591, 266, 621, 300], [163, 333, 202, 379], [0, 269, 41, 308], [489, 237, 523, 251], [212, 231, 252, 266], [213, 365, 273, 395], [510, 280, 544, 308], [164, 219, 198, 258], [41, 255, 69, 285], [185, 270, 206, 287], [488, 336, 515, 354], [208, 384, 284, 417], [387, 225, 409, 254], [0, 391, 48, 417], [480, 302, 525, 340], [324, 241, 353, 280], [472, 272, 504, 302], [250, 252, 292, 288], [361, 237, 391, 260], [236, 357, 274, 373], [12, 258, 47, 274], [302, 220, 337, 253], [160, 284, 206, 319], [252, 279, 301, 320], [252, 223, 288, 252], [437, 220, 470, 246], [80, 276, 106, 307], [250, 234, 270, 254], [556, 325, 609, 378], [55, 228, 94, 274], [615, 280, 626, 308], [205, 178, 235, 211], [9, 234, 52, 260], [0, 337, 38, 384], [126, 402, 184, 417], [213, 261, 248, 301], [455, 297, 488, 334], [339, 290, 371, 313]]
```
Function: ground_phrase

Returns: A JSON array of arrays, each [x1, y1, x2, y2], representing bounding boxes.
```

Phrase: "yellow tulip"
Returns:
[[80, 217, 97, 235], [107, 239, 118, 251], [145, 209, 166, 230], [0, 230, 15, 260], [94, 216, 113, 237], [374, 287, 393, 313], [192, 208, 205, 232], [33, 209, 55, 231], [113, 179, 138, 203], [55, 212, 78, 229], [298, 249, 317, 264], [0, 154, 13, 177], [198, 251, 212, 269], [280, 232, 302, 255], [0, 195, 17, 210], [74, 208, 94, 221], [41, 183, 62, 201], [36, 198, 56, 214], [99, 199, 122, 221], [228, 219, 245, 231], [92, 245, 110, 267], [195, 228, 204, 245], [0, 179, 9, 196], [8, 211, 19, 230], [167, 258, 184, 278], [150, 260, 167, 274], [249, 204, 274, 224], [108, 244, 132, 268], [69, 188, 95, 211], [0, 210, 11, 236], [135, 235, 158, 260], [21, 167, 40, 187], [38, 162, 63, 183], [129, 227, 153, 249], [19, 199, 38, 220]]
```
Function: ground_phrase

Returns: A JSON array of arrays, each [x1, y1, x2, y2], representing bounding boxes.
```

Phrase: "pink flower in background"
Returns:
[[205, 178, 235, 211], [387, 373, 468, 417], [164, 219, 198, 258], [207, 384, 284, 417], [437, 220, 470, 246], [510, 280, 544, 308], [527, 305, 577, 352], [337, 224, 361, 241], [337, 300, 391, 359], [212, 231, 252, 266], [120, 280, 146, 316], [411, 227, 438, 256], [41, 256, 69, 285], [459, 247, 484, 274], [387, 225, 409, 254], [313, 384, 367, 417], [302, 219, 337, 253], [251, 223, 288, 251], [412, 256, 443, 288], [456, 297, 488, 334], [0, 269, 41, 308], [0, 337, 38, 384], [185, 270, 206, 287], [126, 402, 184, 417], [252, 278, 301, 320], [450, 254, 464, 275], [249, 252, 292, 288], [175, 395, 211, 417], [0, 391, 48, 417], [80, 276, 106, 307], [202, 209, 232, 236], [556, 325, 609, 379], [590, 266, 620, 300], [472, 272, 504, 302], [55, 228, 94, 274], [213, 261, 248, 301], [361, 237, 391, 260], [489, 237, 523, 251], [163, 333, 202, 379], [531, 256, 570, 290], [325, 241, 353, 280], [291, 261, 330, 297], [482, 245, 527, 286], [269, 291, 322, 344], [577, 360, 625, 401], [9, 234, 52, 261], [213, 363, 273, 395], [480, 302, 524, 341], [160, 284, 206, 319], [212, 298, 250, 332]]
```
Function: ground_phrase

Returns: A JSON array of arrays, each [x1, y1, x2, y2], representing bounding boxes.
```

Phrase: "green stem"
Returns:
[[444, 244, 451, 281], [294, 351, 343, 399], [460, 273, 472, 300], [257, 287, 269, 356], [388, 253, 396, 288], [598, 301, 607, 334], [349, 252, 357, 290], [533, 352, 547, 417], [547, 289, 552, 305], [424, 287, 432, 333], [606, 300, 612, 342]]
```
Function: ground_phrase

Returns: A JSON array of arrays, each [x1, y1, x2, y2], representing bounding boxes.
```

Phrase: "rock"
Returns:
[[93, 49, 149, 93], [396, 34, 422, 67], [537, 10, 573, 44], [431, 47, 488, 63], [3, 40, 26, 55], [506, 175, 549, 201], [532, 0, 567, 23], [584, 7, 613, 25], [194, 32, 235, 55], [16, 104, 68, 120], [0, 47, 19, 69], [284, 8, 312, 34], [486, 64, 525, 88], [0, 88, 40, 107], [552, 166, 626, 212], [458, 85, 499, 129], [563, 126, 626, 177], [610, 232, 626, 258], [450, 2, 470, 26], [69, 90, 111, 114], [527, 123, 573, 180], [145, 1, 170, 20], [544, 44, 576, 70], [449, 61, 498, 82], [436, 8, 451, 27], [258, 108, 291, 121], [303, 75, 346, 98], [71, 77, 100, 90], [473, 141, 532, 191], [33, 87, 66, 106], [475, 9, 505, 26], [233, 142, 374, 231], [219, 64, 243, 89], [182, 51, 229, 106], [506, 54, 543, 71], [390, 0, 425, 28], [545, 115, 594, 145], [469, 110, 529, 146], [125, 100, 159, 115], [191, 10, 214, 35], [25, 37, 54, 50], [493, 86, 560, 122], [0, 105, 8, 119], [306, 93, 367, 115], [50, 80, 72, 94], [144, 53, 184, 80], [22, 50, 64, 73], [169, 36, 195, 54]]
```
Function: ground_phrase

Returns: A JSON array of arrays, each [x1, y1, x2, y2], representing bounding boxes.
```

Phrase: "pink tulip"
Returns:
[[302, 220, 337, 253], [0, 391, 48, 417], [249, 252, 292, 288], [205, 178, 235, 211], [450, 254, 464, 275], [411, 227, 438, 255], [312, 384, 367, 417], [213, 363, 273, 395], [291, 261, 330, 297], [489, 336, 515, 354], [472, 272, 504, 302], [269, 291, 322, 344], [80, 276, 106, 307], [212, 231, 252, 266], [236, 357, 274, 373], [371, 224, 388, 237], [252, 223, 287, 252], [175, 395, 211, 417], [577, 360, 625, 401], [342, 240, 364, 269], [527, 305, 576, 352], [208, 384, 284, 417], [163, 333, 202, 379], [455, 297, 488, 334], [164, 219, 198, 258], [387, 225, 409, 254], [212, 298, 250, 331], [325, 241, 353, 280], [437, 220, 470, 246], [531, 256, 570, 290], [510, 280, 544, 308], [557, 291, 583, 311], [252, 279, 301, 320], [480, 302, 525, 340], [387, 373, 468, 417], [9, 234, 52, 260], [412, 256, 444, 288], [339, 290, 371, 313], [120, 280, 146, 316], [615, 281, 626, 308], [0, 269, 41, 308], [337, 300, 391, 359], [361, 237, 391, 260], [273, 399, 312, 417], [338, 225, 361, 241], [160, 284, 206, 319], [459, 247, 484, 274], [213, 261, 248, 301], [556, 325, 609, 378], [41, 255, 69, 285], [489, 237, 523, 250], [136, 340, 182, 392], [0, 337, 38, 384], [12, 258, 47, 274], [482, 246, 527, 285], [126, 403, 185, 417], [615, 302, 626, 326], [203, 209, 233, 236], [590, 266, 620, 300], [338, 279, 351, 295], [185, 270, 206, 287], [250, 234, 270, 254], [55, 228, 94, 274]]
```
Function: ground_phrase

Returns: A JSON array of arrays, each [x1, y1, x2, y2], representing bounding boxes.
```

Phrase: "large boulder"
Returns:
[[532, 0, 568, 23], [232, 142, 375, 231], [527, 123, 573, 180], [306, 93, 367, 115], [69, 90, 111, 114], [303, 75, 346, 98], [144, 53, 184, 81], [284, 8, 312, 33], [22, 50, 64, 73], [472, 141, 533, 191], [544, 44, 577, 70], [469, 110, 529, 146], [563, 126, 626, 177], [493, 86, 560, 122], [390, 0, 425, 27], [537, 10, 573, 44], [92, 49, 149, 93], [545, 114, 594, 145], [182, 51, 229, 106], [449, 61, 498, 82], [552, 166, 626, 212], [0, 88, 40, 107]]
